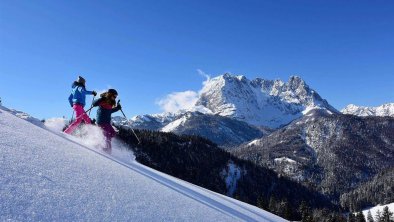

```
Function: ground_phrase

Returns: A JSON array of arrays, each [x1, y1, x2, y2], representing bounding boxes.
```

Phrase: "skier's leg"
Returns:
[[64, 105, 85, 134], [104, 137, 112, 154], [101, 124, 115, 154], [81, 112, 91, 124]]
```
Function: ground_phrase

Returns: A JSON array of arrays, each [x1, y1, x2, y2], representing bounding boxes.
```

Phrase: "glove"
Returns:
[[117, 103, 122, 110], [92, 91, 97, 96]]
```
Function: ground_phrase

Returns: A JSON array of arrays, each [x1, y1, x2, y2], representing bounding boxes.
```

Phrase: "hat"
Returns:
[[76, 76, 86, 85], [108, 89, 118, 95]]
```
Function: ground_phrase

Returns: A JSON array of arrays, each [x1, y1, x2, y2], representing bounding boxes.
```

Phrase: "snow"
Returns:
[[196, 74, 336, 128], [274, 157, 297, 164], [126, 74, 337, 131], [187, 105, 214, 114], [341, 103, 394, 117], [362, 202, 394, 221], [221, 162, 242, 196], [44, 117, 68, 132], [161, 115, 187, 132], [248, 139, 260, 146], [0, 106, 287, 221]]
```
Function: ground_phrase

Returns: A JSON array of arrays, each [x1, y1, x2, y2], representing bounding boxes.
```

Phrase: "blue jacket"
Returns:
[[92, 98, 121, 125], [68, 82, 94, 107]]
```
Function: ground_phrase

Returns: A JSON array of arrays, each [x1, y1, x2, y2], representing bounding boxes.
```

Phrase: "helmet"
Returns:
[[76, 76, 86, 85], [108, 89, 118, 95]]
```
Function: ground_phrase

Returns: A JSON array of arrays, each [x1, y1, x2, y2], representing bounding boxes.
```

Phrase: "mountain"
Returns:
[[0, 105, 287, 222], [232, 109, 394, 199], [342, 103, 394, 117], [159, 111, 266, 147], [196, 74, 338, 128], [340, 167, 394, 212], [114, 111, 268, 147], [116, 125, 335, 221], [118, 74, 336, 146]]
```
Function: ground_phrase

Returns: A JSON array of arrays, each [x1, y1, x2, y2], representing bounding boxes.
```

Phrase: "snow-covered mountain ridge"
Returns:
[[114, 111, 269, 147], [196, 74, 338, 128], [0, 105, 287, 221], [342, 103, 394, 117], [118, 73, 337, 146]]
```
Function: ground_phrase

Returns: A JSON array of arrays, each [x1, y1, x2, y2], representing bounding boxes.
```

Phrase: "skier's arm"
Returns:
[[83, 89, 94, 95], [80, 87, 96, 96], [111, 105, 122, 113], [92, 98, 103, 107]]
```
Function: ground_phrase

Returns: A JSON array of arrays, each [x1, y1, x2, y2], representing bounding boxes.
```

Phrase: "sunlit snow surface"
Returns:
[[362, 203, 394, 221], [0, 106, 287, 222], [342, 103, 394, 117]]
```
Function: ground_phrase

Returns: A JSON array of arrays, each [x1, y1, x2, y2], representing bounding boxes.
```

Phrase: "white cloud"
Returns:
[[156, 90, 199, 113], [156, 70, 212, 113], [197, 69, 211, 88]]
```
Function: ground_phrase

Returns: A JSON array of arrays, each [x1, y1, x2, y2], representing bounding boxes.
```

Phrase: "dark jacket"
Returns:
[[92, 98, 121, 125]]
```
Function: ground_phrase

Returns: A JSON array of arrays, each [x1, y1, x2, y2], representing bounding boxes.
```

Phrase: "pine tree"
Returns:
[[256, 195, 267, 210], [356, 212, 366, 222], [375, 210, 382, 222], [381, 206, 393, 222], [299, 201, 313, 222], [278, 199, 292, 219], [367, 210, 374, 222], [348, 213, 356, 222], [268, 196, 277, 214]]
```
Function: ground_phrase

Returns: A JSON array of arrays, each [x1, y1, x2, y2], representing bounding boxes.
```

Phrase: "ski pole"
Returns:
[[118, 100, 141, 144], [84, 106, 94, 115], [70, 110, 75, 123], [88, 95, 95, 117]]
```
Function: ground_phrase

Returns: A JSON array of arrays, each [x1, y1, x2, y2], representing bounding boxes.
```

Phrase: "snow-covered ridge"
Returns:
[[196, 74, 337, 128], [121, 73, 337, 141], [341, 103, 394, 117], [0, 106, 286, 221]]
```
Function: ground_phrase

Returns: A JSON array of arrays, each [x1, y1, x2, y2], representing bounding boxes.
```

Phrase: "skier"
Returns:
[[92, 89, 122, 154], [64, 76, 97, 134]]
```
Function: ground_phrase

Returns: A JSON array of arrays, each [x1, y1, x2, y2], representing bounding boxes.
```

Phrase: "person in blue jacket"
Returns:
[[92, 89, 121, 153], [64, 76, 97, 134]]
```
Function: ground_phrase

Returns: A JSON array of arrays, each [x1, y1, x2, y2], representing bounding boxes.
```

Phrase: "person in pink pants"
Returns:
[[64, 76, 97, 134]]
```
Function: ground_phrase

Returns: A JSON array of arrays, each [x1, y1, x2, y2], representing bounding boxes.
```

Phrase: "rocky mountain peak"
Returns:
[[196, 73, 337, 128]]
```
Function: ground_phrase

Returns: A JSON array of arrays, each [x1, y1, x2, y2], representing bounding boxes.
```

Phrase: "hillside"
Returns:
[[340, 167, 394, 212], [0, 106, 286, 222], [232, 110, 394, 199]]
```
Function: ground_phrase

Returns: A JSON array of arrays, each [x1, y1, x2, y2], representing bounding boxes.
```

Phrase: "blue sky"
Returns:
[[0, 0, 393, 119]]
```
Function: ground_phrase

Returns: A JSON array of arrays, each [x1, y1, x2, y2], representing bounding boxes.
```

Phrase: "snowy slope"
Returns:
[[0, 106, 286, 222], [342, 103, 394, 117], [362, 202, 394, 221]]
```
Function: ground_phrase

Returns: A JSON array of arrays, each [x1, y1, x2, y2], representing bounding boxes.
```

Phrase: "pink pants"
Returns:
[[99, 123, 116, 154], [64, 104, 91, 134]]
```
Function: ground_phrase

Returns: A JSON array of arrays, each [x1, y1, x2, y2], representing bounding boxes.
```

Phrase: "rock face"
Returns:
[[196, 74, 337, 128], [342, 103, 394, 117], [232, 110, 394, 197]]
